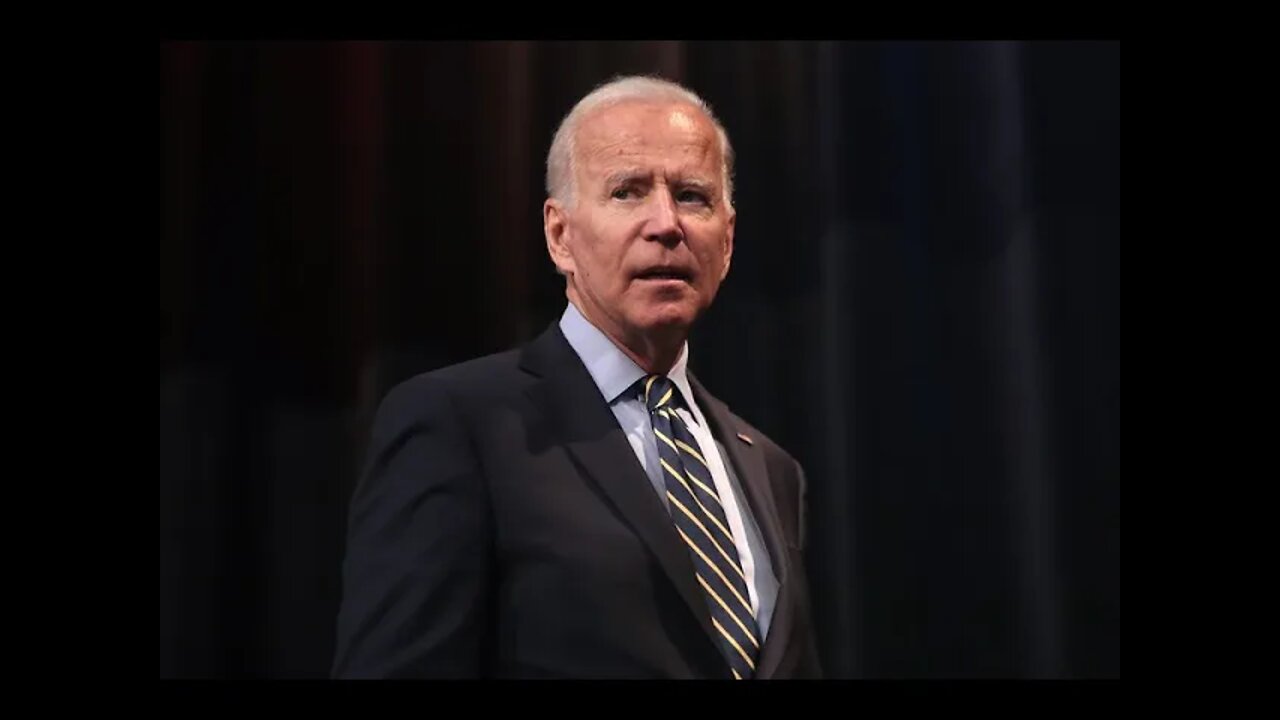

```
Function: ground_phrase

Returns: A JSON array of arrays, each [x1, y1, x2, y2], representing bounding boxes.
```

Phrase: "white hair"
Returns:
[[545, 75, 735, 210]]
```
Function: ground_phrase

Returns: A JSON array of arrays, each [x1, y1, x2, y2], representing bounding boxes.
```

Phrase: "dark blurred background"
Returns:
[[160, 40, 1120, 678]]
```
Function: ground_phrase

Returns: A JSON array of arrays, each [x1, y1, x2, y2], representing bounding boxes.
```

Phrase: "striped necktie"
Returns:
[[641, 374, 762, 680]]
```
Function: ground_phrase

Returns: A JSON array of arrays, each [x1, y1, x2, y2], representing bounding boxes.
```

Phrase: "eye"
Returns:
[[677, 189, 711, 205], [611, 186, 638, 200]]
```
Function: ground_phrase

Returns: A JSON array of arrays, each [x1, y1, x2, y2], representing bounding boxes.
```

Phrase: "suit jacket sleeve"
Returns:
[[331, 377, 492, 678], [793, 458, 823, 677], [797, 459, 811, 553]]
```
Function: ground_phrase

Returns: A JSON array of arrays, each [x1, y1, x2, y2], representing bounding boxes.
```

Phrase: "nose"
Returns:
[[644, 186, 683, 246]]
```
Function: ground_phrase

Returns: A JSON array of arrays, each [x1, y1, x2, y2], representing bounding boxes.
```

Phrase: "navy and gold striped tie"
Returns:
[[642, 374, 761, 680]]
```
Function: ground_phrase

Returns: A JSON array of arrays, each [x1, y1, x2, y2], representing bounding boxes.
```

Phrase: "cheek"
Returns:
[[699, 245, 727, 277]]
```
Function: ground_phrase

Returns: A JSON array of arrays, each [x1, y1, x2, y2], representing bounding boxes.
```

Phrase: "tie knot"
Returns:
[[641, 374, 681, 413]]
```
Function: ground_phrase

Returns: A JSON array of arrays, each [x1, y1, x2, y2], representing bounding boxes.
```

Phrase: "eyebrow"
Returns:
[[677, 178, 714, 192], [603, 169, 716, 191], [604, 169, 650, 188]]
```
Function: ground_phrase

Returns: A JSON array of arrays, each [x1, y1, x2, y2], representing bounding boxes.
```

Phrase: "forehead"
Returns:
[[575, 101, 721, 179]]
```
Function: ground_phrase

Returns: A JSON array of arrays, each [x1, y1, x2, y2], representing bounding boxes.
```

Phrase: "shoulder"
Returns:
[[373, 346, 530, 425], [412, 347, 525, 392]]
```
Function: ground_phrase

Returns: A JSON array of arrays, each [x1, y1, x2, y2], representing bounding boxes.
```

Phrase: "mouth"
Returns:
[[634, 266, 693, 283]]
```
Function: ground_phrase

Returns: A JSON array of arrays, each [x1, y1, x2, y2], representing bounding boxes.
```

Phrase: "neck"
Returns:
[[568, 293, 686, 376]]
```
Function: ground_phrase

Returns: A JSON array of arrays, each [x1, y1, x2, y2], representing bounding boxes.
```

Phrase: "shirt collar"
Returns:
[[558, 302, 697, 411]]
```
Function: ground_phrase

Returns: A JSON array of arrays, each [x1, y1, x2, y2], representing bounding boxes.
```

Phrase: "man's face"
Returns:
[[545, 100, 735, 346]]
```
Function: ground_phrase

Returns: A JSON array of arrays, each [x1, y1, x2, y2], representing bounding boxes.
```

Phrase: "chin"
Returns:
[[631, 302, 698, 333]]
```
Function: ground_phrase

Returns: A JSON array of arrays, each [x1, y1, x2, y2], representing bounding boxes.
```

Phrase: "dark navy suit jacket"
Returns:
[[332, 322, 822, 678]]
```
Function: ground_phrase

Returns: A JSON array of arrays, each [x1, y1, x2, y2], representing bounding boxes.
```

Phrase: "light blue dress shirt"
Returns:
[[558, 302, 778, 638]]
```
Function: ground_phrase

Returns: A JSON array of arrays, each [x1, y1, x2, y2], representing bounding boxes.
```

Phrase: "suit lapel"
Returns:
[[687, 373, 794, 679], [519, 324, 722, 658]]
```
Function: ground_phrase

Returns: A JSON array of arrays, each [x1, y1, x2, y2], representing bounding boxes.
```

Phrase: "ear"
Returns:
[[544, 198, 576, 276], [720, 208, 735, 281]]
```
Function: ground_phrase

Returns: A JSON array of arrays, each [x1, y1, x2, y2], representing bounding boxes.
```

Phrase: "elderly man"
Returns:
[[333, 75, 822, 679]]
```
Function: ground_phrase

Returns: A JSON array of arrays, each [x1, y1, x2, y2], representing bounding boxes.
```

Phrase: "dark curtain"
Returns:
[[160, 40, 1120, 678]]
